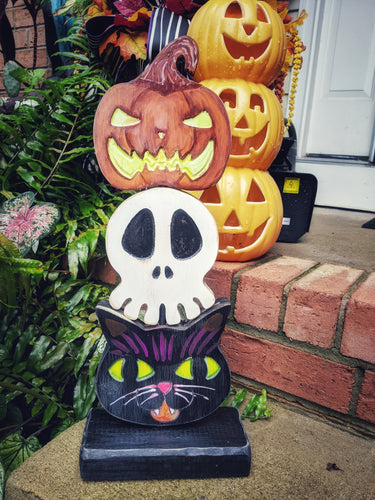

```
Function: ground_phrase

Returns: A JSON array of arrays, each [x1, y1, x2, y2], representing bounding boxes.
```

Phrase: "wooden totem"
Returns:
[[80, 36, 251, 481]]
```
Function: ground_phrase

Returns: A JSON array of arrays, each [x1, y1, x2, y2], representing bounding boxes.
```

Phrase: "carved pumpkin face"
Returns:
[[194, 167, 283, 261], [188, 0, 287, 85], [201, 79, 284, 169], [93, 37, 231, 191]]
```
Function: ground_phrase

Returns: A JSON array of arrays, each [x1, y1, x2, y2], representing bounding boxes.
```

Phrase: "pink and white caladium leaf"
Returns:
[[0, 192, 60, 256]]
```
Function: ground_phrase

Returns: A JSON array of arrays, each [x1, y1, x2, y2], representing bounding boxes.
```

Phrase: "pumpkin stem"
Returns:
[[140, 36, 199, 90]]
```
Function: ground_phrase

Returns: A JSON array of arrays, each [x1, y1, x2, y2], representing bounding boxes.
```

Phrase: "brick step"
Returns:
[[95, 255, 375, 431]]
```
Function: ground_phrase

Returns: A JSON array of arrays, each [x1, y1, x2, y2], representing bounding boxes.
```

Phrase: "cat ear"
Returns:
[[96, 299, 132, 342], [199, 298, 231, 337]]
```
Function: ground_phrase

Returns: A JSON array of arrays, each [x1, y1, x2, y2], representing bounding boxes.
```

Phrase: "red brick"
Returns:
[[284, 264, 363, 348], [234, 256, 316, 332], [221, 328, 355, 413], [356, 371, 375, 424], [16, 48, 49, 69], [12, 7, 44, 28], [13, 28, 29, 49], [341, 272, 375, 363], [205, 261, 253, 300]]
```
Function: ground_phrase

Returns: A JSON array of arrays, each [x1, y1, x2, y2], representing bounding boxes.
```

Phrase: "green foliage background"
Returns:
[[0, 19, 129, 479]]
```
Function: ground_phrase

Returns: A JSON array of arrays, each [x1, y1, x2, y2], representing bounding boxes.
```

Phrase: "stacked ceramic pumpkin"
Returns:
[[188, 0, 287, 261]]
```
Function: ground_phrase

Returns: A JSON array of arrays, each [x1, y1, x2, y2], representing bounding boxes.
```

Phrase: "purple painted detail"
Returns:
[[206, 342, 219, 355], [160, 332, 167, 362], [168, 335, 174, 361], [188, 328, 207, 356], [181, 330, 196, 359], [122, 334, 139, 354], [197, 329, 220, 355], [111, 349, 123, 356], [132, 331, 148, 358], [152, 336, 160, 361], [111, 339, 130, 353]]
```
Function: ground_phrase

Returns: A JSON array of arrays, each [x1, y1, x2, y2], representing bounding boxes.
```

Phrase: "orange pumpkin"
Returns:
[[193, 166, 283, 261], [93, 36, 231, 191], [201, 78, 284, 169], [188, 0, 287, 85]]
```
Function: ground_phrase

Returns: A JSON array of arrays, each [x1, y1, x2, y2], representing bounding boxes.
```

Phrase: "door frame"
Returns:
[[292, 0, 375, 212]]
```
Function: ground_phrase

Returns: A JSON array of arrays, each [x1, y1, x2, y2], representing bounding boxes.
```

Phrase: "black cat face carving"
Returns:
[[95, 298, 231, 426]]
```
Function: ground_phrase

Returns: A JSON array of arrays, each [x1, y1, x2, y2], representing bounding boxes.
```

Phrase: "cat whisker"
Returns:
[[174, 388, 210, 401], [174, 384, 215, 391], [110, 385, 156, 406], [140, 393, 159, 406], [174, 391, 191, 404]]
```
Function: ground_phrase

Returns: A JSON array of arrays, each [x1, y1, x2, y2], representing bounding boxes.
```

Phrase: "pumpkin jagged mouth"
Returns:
[[223, 34, 270, 61], [219, 219, 269, 250], [231, 123, 268, 156], [107, 138, 214, 180]]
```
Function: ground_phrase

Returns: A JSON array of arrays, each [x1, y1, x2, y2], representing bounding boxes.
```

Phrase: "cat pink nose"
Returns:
[[158, 382, 172, 394]]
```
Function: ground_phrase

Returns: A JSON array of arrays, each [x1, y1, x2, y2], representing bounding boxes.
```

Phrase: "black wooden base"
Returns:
[[80, 407, 251, 481]]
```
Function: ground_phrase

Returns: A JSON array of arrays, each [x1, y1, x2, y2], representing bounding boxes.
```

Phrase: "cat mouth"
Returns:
[[151, 400, 180, 423]]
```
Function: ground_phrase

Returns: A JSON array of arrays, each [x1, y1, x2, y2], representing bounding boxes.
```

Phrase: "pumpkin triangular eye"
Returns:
[[183, 111, 212, 129], [111, 108, 141, 127], [225, 1, 242, 18], [136, 359, 155, 381], [247, 179, 265, 202], [204, 356, 221, 380], [109, 358, 125, 382], [175, 358, 194, 380], [200, 185, 221, 204]]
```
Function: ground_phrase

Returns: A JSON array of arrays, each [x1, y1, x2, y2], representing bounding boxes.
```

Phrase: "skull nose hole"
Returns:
[[152, 266, 161, 279], [165, 266, 173, 279]]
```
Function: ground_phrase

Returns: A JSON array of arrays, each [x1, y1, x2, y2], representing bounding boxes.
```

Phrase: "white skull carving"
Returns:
[[106, 187, 218, 325]]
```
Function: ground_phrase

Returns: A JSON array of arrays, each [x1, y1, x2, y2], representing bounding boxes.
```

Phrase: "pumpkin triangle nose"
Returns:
[[224, 210, 241, 228]]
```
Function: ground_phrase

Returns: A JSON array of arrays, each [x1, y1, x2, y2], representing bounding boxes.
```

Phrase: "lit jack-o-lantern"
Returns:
[[194, 167, 283, 261], [93, 36, 231, 191], [201, 78, 284, 169], [188, 0, 287, 85]]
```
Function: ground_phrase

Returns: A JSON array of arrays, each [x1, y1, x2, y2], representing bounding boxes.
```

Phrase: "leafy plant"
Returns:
[[0, 18, 127, 477], [223, 387, 272, 422]]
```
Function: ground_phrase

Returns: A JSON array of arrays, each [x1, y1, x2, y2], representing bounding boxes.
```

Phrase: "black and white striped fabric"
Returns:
[[146, 8, 190, 64]]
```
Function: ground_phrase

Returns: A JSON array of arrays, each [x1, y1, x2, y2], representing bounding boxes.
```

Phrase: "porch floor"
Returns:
[[5, 397, 375, 500], [272, 206, 375, 272]]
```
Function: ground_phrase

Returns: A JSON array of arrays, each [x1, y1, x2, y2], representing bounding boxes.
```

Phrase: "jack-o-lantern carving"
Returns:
[[193, 167, 283, 261], [93, 36, 231, 191], [201, 78, 284, 169], [188, 0, 287, 85]]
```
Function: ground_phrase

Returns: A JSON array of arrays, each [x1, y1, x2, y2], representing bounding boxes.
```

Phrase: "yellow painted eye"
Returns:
[[183, 111, 212, 129], [108, 358, 125, 382], [111, 108, 141, 127], [205, 356, 221, 380], [175, 358, 194, 380], [136, 359, 155, 381]]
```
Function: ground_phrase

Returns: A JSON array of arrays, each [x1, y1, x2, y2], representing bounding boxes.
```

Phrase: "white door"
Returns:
[[293, 0, 375, 211]]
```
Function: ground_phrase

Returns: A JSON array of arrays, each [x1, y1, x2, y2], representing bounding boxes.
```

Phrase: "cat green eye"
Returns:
[[136, 359, 155, 381], [108, 358, 125, 382], [175, 358, 194, 380], [204, 356, 221, 380]]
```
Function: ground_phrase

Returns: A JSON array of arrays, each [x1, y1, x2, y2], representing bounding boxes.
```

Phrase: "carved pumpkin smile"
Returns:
[[107, 138, 214, 181], [222, 33, 270, 62]]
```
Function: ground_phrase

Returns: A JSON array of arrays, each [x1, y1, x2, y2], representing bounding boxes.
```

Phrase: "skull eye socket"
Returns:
[[170, 209, 202, 260], [122, 208, 155, 259]]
